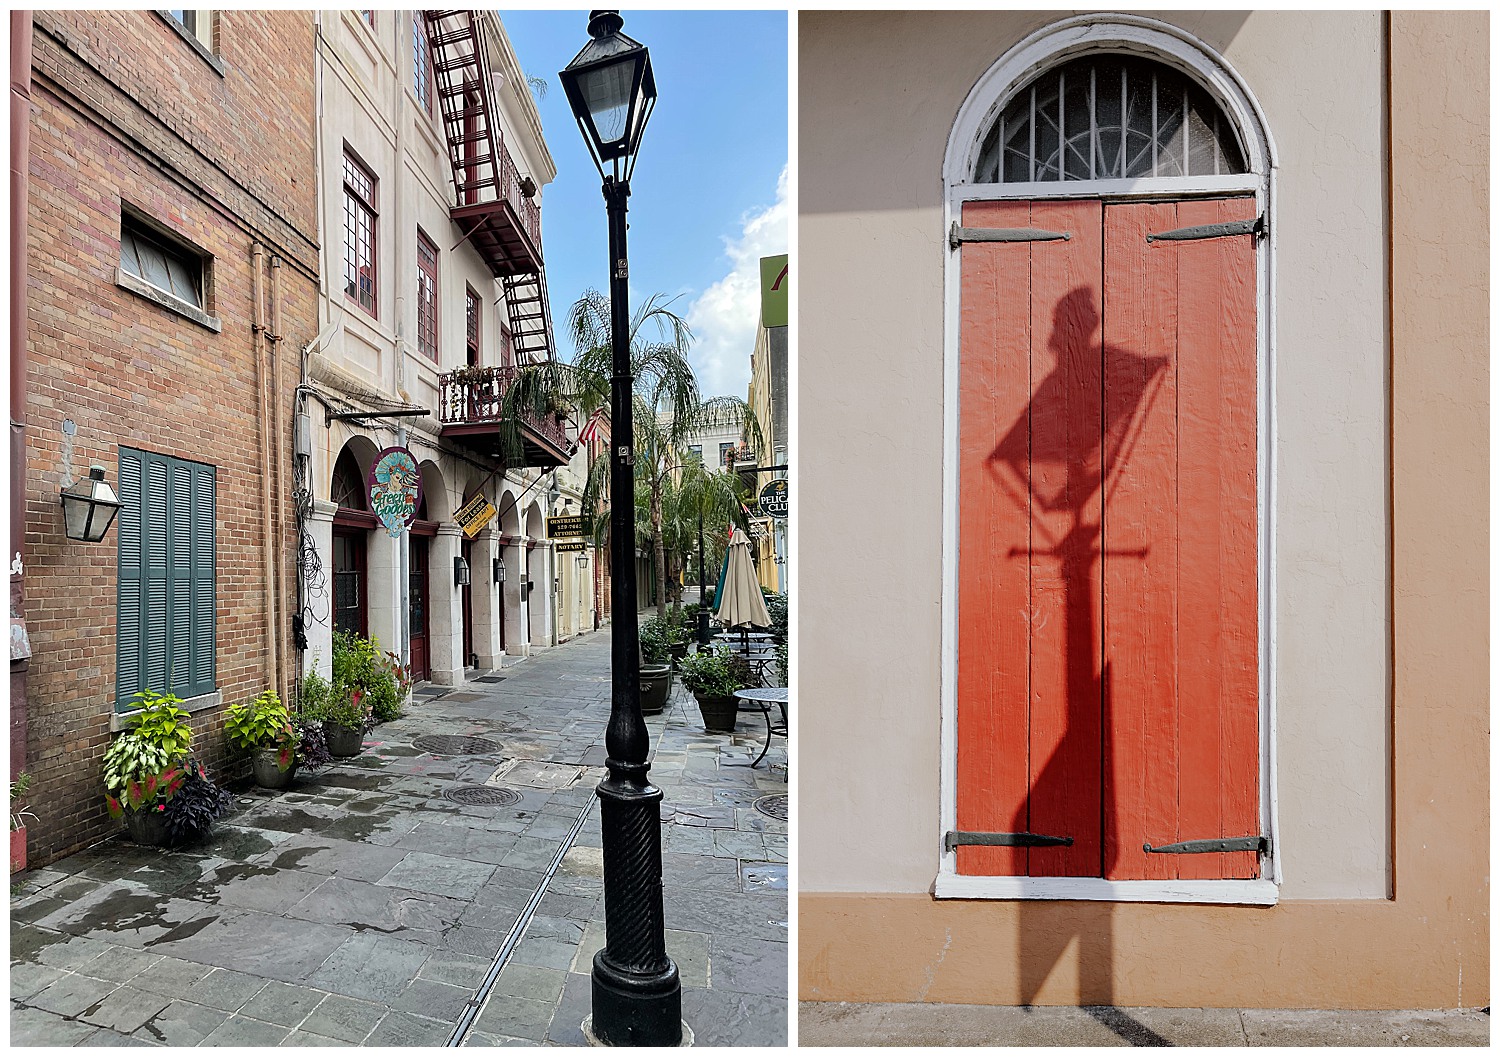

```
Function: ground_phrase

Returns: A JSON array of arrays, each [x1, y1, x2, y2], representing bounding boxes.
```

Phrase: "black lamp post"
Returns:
[[560, 11, 681, 1048]]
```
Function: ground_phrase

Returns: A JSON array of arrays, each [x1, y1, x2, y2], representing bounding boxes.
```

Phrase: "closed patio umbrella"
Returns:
[[714, 527, 771, 631]]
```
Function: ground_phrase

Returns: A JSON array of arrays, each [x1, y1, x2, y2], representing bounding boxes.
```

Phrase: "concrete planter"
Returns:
[[251, 748, 298, 790], [640, 665, 673, 715], [694, 693, 739, 734], [325, 723, 364, 758]]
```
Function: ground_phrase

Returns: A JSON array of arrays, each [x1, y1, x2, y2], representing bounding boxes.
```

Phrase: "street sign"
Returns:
[[453, 490, 496, 539], [758, 478, 788, 520], [367, 447, 421, 538], [555, 540, 586, 553], [546, 514, 592, 539], [760, 254, 788, 328]]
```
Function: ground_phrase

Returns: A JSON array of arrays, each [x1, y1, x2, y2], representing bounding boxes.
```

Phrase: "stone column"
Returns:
[[366, 524, 401, 662], [529, 540, 551, 647], [305, 500, 336, 681], [428, 523, 464, 685], [473, 525, 502, 669]]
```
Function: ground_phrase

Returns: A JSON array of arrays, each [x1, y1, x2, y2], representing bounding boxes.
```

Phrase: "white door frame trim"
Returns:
[[938, 14, 1281, 904]]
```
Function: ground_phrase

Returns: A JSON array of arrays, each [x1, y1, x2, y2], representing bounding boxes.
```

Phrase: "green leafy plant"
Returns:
[[765, 592, 788, 643], [103, 691, 196, 818], [640, 620, 671, 666], [160, 759, 232, 846], [10, 773, 37, 832], [332, 630, 403, 724], [225, 690, 300, 771], [678, 645, 755, 700], [295, 671, 334, 772]]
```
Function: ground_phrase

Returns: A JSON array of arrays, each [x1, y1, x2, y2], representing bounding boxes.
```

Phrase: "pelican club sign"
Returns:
[[367, 447, 422, 538]]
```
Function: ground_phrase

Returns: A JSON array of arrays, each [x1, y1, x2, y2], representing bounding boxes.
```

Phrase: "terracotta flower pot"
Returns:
[[124, 807, 170, 847], [694, 693, 739, 734], [11, 825, 26, 873], [251, 748, 299, 790], [325, 722, 364, 758], [640, 665, 673, 715]]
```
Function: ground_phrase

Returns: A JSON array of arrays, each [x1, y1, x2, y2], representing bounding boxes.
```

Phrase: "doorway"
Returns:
[[409, 534, 430, 682]]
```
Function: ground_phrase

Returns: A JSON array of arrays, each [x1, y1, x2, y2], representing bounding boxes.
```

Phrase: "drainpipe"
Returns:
[[270, 255, 287, 705], [251, 242, 277, 691], [10, 10, 32, 776]]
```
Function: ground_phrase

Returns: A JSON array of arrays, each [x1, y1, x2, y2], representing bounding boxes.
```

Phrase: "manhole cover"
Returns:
[[475, 675, 506, 684], [442, 784, 521, 807], [412, 735, 503, 756], [753, 794, 789, 821]]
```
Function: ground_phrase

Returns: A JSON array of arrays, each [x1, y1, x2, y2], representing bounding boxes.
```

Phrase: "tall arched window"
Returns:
[[941, 17, 1276, 904]]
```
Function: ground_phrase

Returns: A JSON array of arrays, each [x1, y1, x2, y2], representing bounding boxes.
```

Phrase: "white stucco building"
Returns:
[[299, 10, 575, 684]]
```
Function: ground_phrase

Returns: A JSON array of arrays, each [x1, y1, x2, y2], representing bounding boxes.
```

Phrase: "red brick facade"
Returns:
[[21, 11, 317, 865]]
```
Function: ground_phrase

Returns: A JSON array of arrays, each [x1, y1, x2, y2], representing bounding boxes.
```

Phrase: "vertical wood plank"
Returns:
[[1023, 198, 1103, 877], [1173, 197, 1261, 880], [1102, 200, 1180, 881], [956, 199, 1034, 876]]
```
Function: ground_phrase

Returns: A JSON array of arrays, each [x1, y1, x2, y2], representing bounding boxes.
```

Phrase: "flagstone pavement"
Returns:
[[10, 623, 788, 1046]]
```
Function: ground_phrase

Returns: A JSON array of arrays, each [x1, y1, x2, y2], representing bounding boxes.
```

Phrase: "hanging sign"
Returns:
[[555, 540, 586, 553], [367, 447, 422, 538], [758, 478, 788, 520], [453, 490, 497, 539], [546, 514, 592, 539], [760, 254, 788, 328]]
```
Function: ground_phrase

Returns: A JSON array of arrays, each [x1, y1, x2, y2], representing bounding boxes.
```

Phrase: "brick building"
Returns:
[[16, 10, 318, 865]]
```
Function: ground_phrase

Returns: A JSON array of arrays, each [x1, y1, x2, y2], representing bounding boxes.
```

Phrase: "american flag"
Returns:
[[577, 409, 605, 446]]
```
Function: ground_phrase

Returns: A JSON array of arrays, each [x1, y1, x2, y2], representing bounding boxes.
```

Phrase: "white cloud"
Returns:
[[685, 166, 789, 399]]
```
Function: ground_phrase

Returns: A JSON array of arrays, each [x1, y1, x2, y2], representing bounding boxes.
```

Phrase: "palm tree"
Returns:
[[503, 288, 760, 618]]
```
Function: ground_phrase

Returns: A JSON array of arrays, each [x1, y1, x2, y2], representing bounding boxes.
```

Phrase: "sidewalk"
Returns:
[[10, 625, 787, 1046], [799, 1001, 1490, 1047]]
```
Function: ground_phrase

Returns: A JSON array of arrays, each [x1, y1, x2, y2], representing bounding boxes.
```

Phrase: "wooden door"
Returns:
[[461, 539, 475, 668], [955, 196, 1259, 881], [409, 535, 430, 682]]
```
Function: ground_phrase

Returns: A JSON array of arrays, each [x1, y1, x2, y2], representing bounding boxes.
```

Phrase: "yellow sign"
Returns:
[[453, 491, 497, 539], [555, 540, 586, 553], [760, 254, 788, 328]]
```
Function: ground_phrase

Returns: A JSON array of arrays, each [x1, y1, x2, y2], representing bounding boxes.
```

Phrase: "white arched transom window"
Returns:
[[973, 53, 1248, 184]]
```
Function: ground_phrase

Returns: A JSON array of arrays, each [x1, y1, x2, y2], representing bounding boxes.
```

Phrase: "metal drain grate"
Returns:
[[753, 794, 789, 821], [442, 784, 521, 807], [412, 734, 503, 756]]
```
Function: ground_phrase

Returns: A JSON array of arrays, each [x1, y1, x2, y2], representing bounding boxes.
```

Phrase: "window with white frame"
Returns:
[[343, 149, 378, 316]]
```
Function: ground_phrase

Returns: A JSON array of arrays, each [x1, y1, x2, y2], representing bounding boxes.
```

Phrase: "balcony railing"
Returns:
[[438, 364, 569, 452], [494, 138, 541, 250]]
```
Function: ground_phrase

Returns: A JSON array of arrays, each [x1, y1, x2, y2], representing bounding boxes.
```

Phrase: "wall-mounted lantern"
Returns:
[[454, 556, 471, 587], [494, 556, 506, 584], [60, 466, 122, 543]]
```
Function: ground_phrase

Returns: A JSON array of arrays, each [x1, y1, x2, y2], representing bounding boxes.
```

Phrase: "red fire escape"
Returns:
[[424, 11, 570, 468]]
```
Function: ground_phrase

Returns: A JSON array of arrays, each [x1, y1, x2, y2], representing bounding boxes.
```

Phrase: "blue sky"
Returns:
[[500, 10, 790, 400]]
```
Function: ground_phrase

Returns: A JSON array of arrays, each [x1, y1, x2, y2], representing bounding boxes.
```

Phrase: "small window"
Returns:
[[973, 53, 1247, 184], [413, 13, 433, 115], [687, 445, 703, 462], [719, 442, 735, 467], [417, 229, 439, 360], [465, 286, 482, 367], [360, 10, 375, 28], [120, 218, 204, 310], [168, 10, 214, 50], [343, 149, 378, 316]]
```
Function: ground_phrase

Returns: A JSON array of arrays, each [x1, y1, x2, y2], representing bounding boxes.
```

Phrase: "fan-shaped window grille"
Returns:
[[331, 450, 366, 510], [973, 54, 1248, 183]]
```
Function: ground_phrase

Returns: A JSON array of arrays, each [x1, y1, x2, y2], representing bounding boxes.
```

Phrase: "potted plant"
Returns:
[[678, 645, 755, 734], [225, 690, 301, 790], [333, 630, 404, 724], [300, 669, 371, 758], [11, 772, 37, 874], [638, 618, 674, 715], [103, 690, 231, 847]]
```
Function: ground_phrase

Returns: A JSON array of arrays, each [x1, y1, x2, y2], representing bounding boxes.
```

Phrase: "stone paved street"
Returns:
[[10, 623, 788, 1046]]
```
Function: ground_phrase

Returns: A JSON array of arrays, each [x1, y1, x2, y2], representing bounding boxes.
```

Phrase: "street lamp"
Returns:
[[560, 11, 681, 1048]]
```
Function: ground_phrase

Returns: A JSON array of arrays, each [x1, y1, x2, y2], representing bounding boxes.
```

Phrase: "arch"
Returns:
[[327, 435, 380, 505], [417, 458, 449, 521], [945, 14, 1275, 191]]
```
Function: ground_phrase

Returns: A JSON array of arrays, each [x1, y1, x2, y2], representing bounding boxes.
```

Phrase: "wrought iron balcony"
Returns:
[[437, 364, 573, 468]]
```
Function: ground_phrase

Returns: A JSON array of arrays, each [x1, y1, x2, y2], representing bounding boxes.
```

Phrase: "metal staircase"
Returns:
[[423, 10, 555, 365]]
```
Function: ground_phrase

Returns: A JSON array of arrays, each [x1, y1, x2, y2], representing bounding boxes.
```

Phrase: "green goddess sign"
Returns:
[[367, 447, 422, 538]]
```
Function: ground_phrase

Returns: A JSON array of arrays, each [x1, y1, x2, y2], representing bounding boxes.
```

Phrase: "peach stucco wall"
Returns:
[[797, 10, 1487, 1007]]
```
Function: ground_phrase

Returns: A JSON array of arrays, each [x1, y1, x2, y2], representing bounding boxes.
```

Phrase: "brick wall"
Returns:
[[23, 11, 319, 865]]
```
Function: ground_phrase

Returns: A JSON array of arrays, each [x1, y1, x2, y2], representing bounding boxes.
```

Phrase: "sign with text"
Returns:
[[760, 254, 788, 329], [453, 491, 497, 539], [367, 447, 421, 538], [555, 540, 586, 553], [546, 514, 592, 539], [758, 478, 788, 520]]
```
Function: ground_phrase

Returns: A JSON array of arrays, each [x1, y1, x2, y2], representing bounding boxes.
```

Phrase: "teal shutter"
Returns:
[[115, 448, 216, 707], [116, 450, 143, 709]]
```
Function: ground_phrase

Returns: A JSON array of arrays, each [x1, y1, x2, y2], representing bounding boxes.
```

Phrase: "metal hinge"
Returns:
[[949, 222, 1071, 249], [1142, 835, 1271, 856], [1146, 216, 1265, 244], [944, 830, 1074, 853]]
